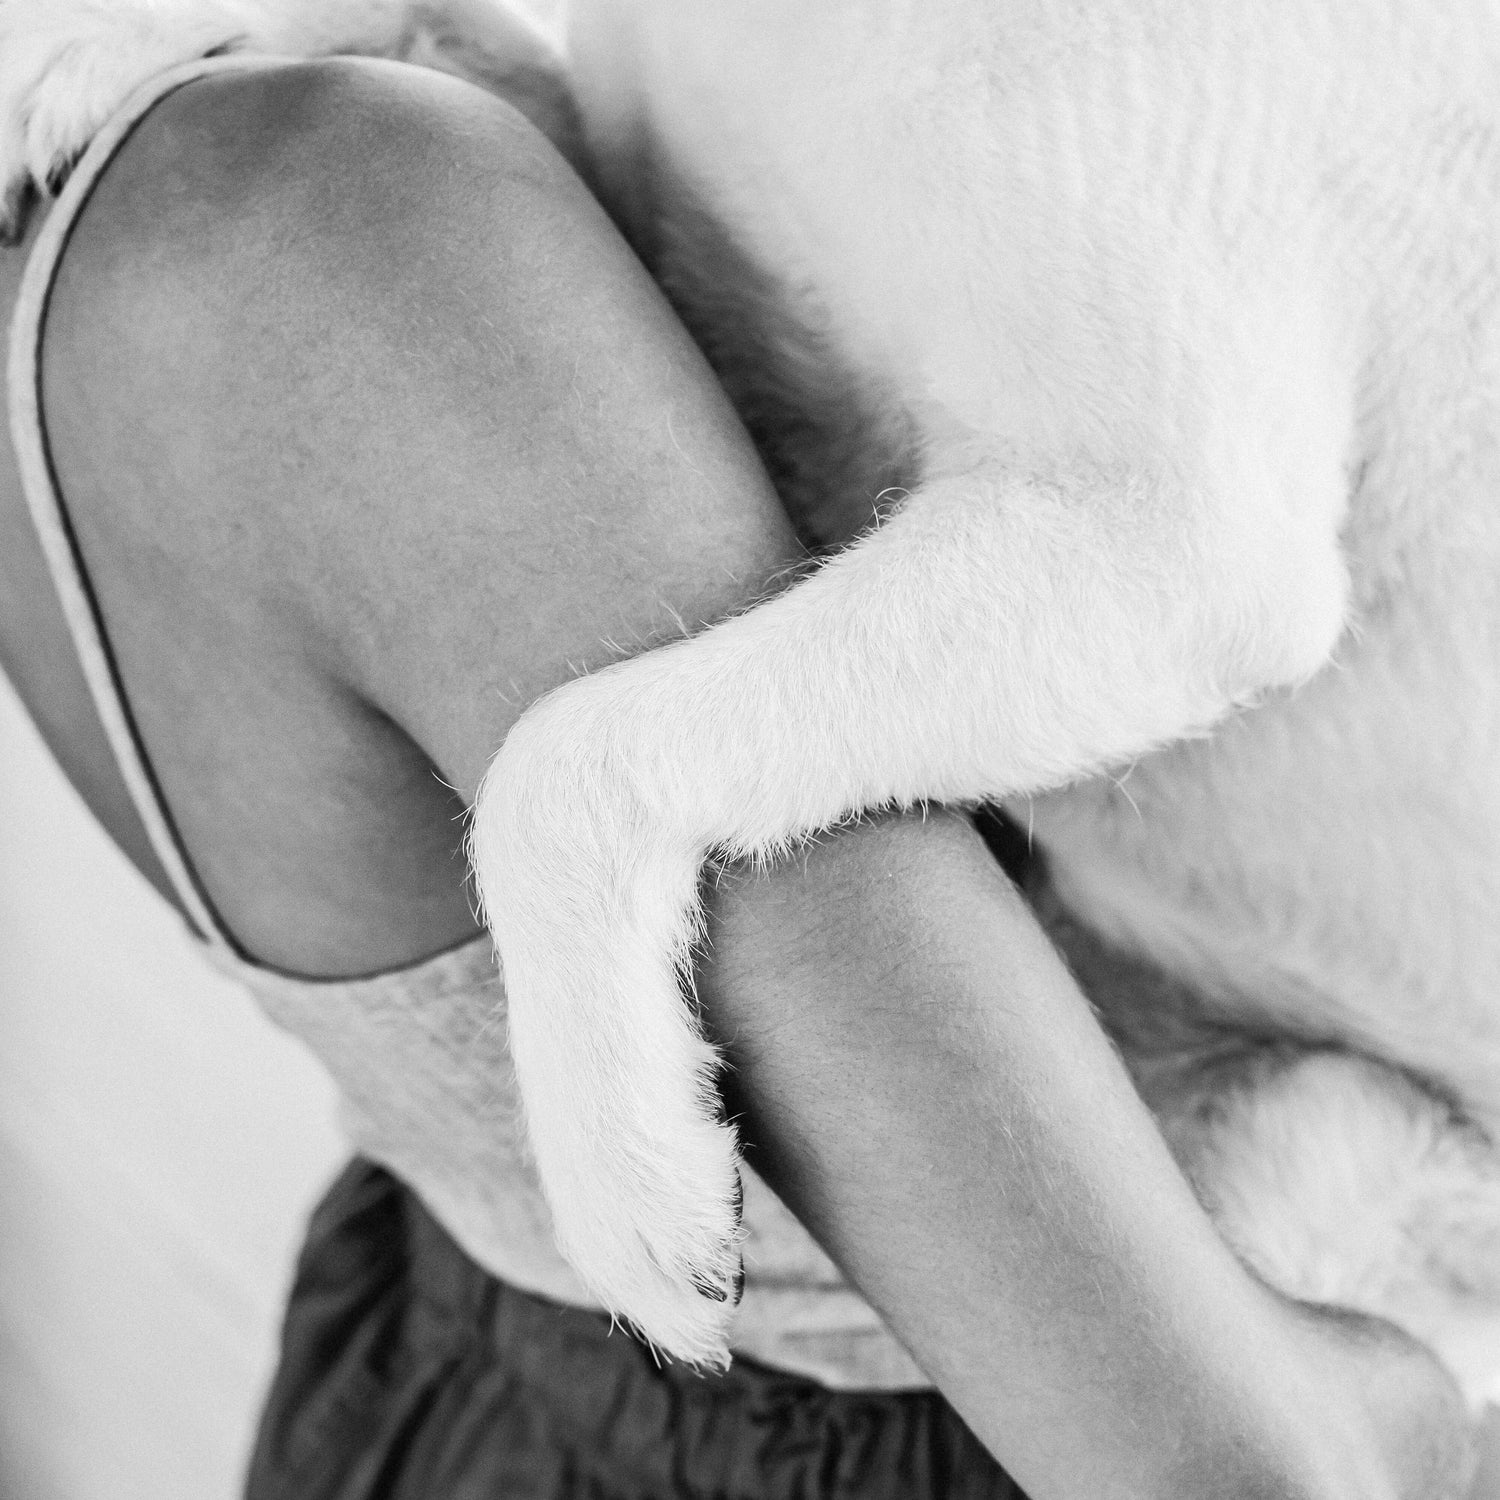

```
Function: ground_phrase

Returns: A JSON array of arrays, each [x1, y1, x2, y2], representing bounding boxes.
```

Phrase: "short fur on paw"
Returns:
[[0, 0, 425, 237], [0, 0, 247, 233]]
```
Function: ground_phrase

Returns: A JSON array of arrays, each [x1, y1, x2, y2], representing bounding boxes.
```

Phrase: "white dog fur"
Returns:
[[3, 0, 1498, 1399]]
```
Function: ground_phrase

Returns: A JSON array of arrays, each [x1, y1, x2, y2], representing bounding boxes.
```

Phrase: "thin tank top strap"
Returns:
[[7, 55, 278, 954]]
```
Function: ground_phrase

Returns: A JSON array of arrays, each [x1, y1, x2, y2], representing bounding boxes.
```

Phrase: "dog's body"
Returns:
[[4, 0, 1499, 1399]]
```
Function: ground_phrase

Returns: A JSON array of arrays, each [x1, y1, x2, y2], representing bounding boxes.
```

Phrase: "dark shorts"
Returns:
[[245, 1161, 1029, 1500]]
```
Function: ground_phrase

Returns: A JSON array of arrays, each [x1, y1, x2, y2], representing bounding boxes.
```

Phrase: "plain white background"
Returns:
[[0, 671, 345, 1500]]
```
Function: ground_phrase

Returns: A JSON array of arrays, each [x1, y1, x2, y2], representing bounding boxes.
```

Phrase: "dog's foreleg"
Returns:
[[472, 462, 1350, 1364]]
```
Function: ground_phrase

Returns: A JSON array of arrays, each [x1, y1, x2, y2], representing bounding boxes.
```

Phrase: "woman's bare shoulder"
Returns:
[[5, 55, 792, 974], [2, 58, 587, 973]]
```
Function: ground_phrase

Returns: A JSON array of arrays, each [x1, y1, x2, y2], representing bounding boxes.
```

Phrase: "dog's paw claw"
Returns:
[[43, 159, 74, 199], [691, 1270, 729, 1303]]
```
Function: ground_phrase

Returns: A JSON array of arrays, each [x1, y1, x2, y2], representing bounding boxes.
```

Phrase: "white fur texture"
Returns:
[[5, 0, 1499, 1397], [0, 0, 570, 237], [0, 0, 412, 233], [1165, 1052, 1500, 1402]]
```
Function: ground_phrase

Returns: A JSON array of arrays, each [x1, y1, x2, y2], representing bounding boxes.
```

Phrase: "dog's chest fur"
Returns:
[[645, 195, 920, 554], [1027, 211, 1500, 1111], [571, 0, 1500, 1117]]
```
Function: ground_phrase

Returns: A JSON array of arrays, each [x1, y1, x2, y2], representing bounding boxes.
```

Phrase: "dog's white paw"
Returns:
[[472, 678, 744, 1367], [0, 0, 239, 238], [0, 0, 423, 241]]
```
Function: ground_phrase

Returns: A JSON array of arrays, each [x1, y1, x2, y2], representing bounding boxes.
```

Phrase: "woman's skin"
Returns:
[[0, 57, 1474, 1500]]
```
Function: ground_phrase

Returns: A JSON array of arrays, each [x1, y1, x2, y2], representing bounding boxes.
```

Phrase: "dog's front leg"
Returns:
[[472, 462, 1350, 1365]]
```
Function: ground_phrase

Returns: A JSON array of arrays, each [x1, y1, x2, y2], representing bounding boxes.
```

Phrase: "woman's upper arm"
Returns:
[[41, 55, 801, 803]]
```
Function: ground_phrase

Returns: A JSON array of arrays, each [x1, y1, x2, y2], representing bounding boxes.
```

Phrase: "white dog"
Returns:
[[4, 0, 1499, 1403]]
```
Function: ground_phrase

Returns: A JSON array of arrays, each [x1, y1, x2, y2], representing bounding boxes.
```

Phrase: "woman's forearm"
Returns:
[[701, 812, 1467, 1500]]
